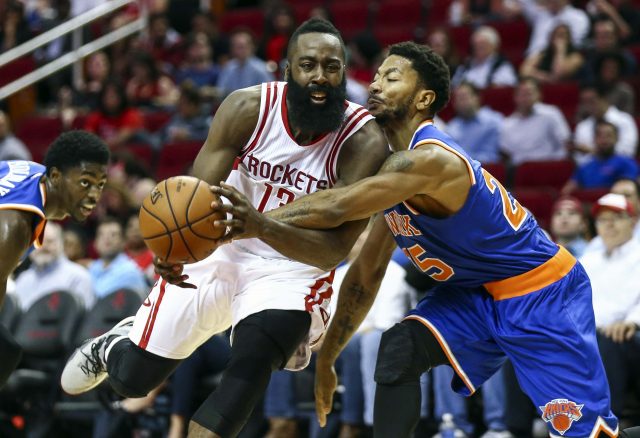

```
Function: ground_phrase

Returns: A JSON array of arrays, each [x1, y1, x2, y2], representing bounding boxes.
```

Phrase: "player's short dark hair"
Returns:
[[287, 18, 345, 59], [44, 130, 110, 175], [388, 42, 450, 116]]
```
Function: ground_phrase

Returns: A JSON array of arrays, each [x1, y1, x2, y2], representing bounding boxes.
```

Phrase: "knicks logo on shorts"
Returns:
[[539, 398, 584, 435]]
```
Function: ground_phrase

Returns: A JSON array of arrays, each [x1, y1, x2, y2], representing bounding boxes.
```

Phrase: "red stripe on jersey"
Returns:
[[304, 270, 335, 312], [232, 156, 240, 170], [323, 107, 367, 184], [139, 280, 167, 349], [327, 108, 370, 185], [241, 83, 273, 161]]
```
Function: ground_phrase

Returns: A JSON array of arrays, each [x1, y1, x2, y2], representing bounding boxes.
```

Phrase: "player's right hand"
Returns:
[[314, 360, 338, 428], [153, 257, 196, 289]]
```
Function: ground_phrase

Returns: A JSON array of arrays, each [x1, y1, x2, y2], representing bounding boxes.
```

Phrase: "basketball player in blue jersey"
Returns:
[[215, 42, 640, 438], [0, 130, 109, 388]]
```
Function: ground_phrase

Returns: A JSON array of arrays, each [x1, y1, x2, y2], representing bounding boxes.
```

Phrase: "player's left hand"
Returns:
[[314, 360, 338, 428], [601, 321, 638, 343], [210, 182, 264, 242]]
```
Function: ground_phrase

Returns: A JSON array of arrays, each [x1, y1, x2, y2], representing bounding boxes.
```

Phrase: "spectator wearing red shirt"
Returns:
[[84, 80, 144, 149]]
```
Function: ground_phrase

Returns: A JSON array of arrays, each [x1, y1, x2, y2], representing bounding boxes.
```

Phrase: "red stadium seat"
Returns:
[[15, 116, 63, 162], [514, 160, 575, 191], [482, 162, 507, 186], [156, 141, 203, 180], [572, 188, 609, 205], [374, 26, 416, 47], [541, 82, 579, 123], [481, 86, 515, 116], [331, 0, 371, 40], [449, 25, 472, 58], [220, 7, 264, 35], [0, 56, 36, 87], [123, 143, 155, 166], [143, 111, 172, 133], [511, 188, 556, 230], [377, 0, 423, 28]]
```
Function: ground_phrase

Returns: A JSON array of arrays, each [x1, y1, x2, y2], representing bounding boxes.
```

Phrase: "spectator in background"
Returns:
[[13, 223, 95, 310], [515, 0, 589, 55], [426, 28, 460, 77], [124, 214, 155, 285], [581, 18, 637, 83], [139, 12, 183, 69], [126, 51, 178, 108], [449, 0, 509, 25], [84, 80, 145, 149], [594, 51, 635, 115], [573, 83, 638, 162], [519, 23, 584, 84], [451, 26, 517, 89], [500, 78, 570, 165], [161, 83, 210, 144], [549, 196, 590, 257], [348, 32, 383, 85], [447, 82, 503, 164], [0, 111, 31, 161], [586, 0, 640, 44], [584, 178, 640, 254], [0, 0, 31, 53], [174, 33, 219, 91], [188, 11, 229, 65], [259, 4, 296, 70], [74, 51, 111, 111], [563, 120, 638, 194], [216, 28, 274, 98], [63, 226, 92, 267], [88, 217, 147, 298], [580, 193, 640, 418]]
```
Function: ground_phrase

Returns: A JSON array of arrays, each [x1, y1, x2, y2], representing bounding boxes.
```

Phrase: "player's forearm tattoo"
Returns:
[[335, 283, 369, 347], [383, 152, 414, 173]]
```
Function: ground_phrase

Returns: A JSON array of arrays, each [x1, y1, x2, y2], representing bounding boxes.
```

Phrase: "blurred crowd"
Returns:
[[0, 0, 640, 437]]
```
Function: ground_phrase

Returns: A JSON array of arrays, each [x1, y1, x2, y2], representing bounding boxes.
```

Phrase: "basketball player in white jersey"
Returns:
[[61, 18, 388, 438]]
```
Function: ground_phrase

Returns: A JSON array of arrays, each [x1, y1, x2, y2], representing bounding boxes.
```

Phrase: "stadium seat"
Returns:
[[0, 56, 36, 88], [14, 115, 63, 162], [0, 293, 21, 332], [481, 86, 515, 116], [123, 142, 156, 167], [156, 141, 203, 180], [572, 188, 609, 205], [482, 162, 507, 186], [73, 289, 142, 347], [220, 7, 264, 34], [541, 82, 579, 123], [449, 25, 472, 58], [143, 111, 172, 133], [377, 0, 423, 28], [331, 0, 372, 40], [513, 160, 575, 191], [511, 188, 556, 230]]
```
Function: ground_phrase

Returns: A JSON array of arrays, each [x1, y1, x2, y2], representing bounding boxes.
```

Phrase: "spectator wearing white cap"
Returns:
[[579, 193, 640, 417]]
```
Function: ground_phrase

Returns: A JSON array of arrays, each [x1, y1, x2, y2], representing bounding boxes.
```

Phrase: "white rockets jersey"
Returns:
[[226, 81, 374, 261]]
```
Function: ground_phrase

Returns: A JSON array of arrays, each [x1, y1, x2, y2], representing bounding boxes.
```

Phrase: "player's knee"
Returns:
[[106, 339, 180, 398], [374, 322, 430, 385]]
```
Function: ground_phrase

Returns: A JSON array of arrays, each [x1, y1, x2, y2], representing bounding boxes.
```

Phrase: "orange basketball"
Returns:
[[139, 176, 225, 264], [552, 415, 571, 433]]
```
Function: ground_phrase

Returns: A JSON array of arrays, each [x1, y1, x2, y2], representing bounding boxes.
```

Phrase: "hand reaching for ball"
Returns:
[[210, 182, 266, 242], [153, 257, 195, 289]]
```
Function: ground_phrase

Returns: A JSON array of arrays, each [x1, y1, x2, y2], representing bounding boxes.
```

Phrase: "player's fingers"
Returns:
[[210, 202, 235, 214], [624, 325, 636, 340], [214, 219, 244, 229], [177, 281, 197, 289], [315, 398, 327, 428]]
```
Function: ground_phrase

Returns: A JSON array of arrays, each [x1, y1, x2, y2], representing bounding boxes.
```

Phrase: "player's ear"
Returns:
[[283, 64, 290, 81], [415, 90, 436, 112], [48, 167, 62, 184]]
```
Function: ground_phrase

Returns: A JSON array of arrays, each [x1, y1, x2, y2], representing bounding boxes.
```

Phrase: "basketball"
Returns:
[[139, 176, 225, 264]]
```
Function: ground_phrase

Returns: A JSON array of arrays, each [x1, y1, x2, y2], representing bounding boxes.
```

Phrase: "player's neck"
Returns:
[[41, 177, 68, 220], [383, 115, 429, 152]]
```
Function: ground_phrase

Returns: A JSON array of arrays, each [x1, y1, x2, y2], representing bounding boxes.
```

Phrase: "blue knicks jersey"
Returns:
[[383, 121, 559, 288], [0, 161, 48, 257]]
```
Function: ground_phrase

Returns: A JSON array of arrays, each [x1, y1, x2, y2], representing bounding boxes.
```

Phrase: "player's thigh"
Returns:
[[405, 285, 505, 396], [497, 264, 617, 437], [129, 258, 237, 359]]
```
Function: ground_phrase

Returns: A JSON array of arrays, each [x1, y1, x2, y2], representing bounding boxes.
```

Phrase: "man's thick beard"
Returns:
[[286, 76, 347, 136]]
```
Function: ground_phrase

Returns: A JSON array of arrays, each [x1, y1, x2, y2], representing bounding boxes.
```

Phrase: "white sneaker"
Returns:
[[480, 430, 515, 438], [60, 316, 135, 395]]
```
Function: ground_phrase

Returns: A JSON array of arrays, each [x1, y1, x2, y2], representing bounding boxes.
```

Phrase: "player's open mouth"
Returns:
[[310, 92, 327, 104], [80, 205, 94, 216]]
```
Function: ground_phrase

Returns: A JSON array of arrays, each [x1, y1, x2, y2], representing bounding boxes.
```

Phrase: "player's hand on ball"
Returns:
[[153, 257, 196, 289], [314, 360, 338, 427], [210, 182, 265, 241]]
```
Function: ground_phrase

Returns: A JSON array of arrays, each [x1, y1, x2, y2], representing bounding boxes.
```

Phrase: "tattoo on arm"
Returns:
[[334, 283, 370, 347], [382, 153, 415, 173]]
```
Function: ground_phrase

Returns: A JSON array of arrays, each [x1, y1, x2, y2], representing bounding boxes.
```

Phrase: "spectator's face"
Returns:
[[30, 224, 64, 267], [427, 31, 449, 58], [471, 32, 495, 60], [95, 222, 125, 260], [188, 40, 211, 64], [178, 95, 198, 118], [63, 230, 85, 261], [230, 32, 254, 61], [150, 17, 168, 41], [596, 210, 635, 251], [551, 207, 585, 239], [0, 112, 9, 139], [454, 85, 479, 118], [579, 89, 607, 118], [594, 22, 618, 51], [514, 81, 539, 111], [611, 180, 640, 214], [599, 58, 621, 83], [594, 124, 617, 156], [87, 52, 109, 80], [125, 216, 145, 248], [103, 86, 122, 113], [551, 25, 571, 44]]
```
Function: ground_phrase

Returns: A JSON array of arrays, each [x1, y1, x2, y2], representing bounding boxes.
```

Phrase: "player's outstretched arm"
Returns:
[[269, 143, 467, 229], [314, 214, 396, 427], [0, 210, 34, 307]]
